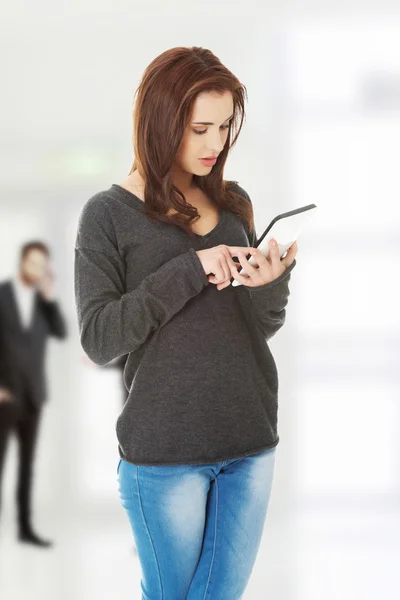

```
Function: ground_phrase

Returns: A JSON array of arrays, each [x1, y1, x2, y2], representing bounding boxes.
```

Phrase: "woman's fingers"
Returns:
[[210, 256, 243, 286], [212, 242, 298, 289], [224, 248, 247, 277], [237, 251, 258, 277], [281, 241, 298, 268], [216, 279, 232, 290], [226, 245, 255, 257], [268, 239, 281, 266], [213, 247, 245, 282], [212, 255, 231, 282]]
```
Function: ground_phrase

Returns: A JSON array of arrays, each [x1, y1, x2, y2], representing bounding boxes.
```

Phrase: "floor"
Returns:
[[1, 499, 398, 600]]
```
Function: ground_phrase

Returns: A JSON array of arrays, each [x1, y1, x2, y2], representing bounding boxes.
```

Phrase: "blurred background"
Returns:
[[1, 2, 399, 599]]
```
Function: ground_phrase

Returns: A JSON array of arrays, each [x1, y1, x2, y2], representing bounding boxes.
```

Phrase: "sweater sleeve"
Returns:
[[232, 182, 297, 342], [100, 354, 128, 370], [74, 196, 209, 366]]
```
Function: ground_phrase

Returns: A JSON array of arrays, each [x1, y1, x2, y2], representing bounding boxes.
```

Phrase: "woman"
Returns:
[[74, 46, 298, 600]]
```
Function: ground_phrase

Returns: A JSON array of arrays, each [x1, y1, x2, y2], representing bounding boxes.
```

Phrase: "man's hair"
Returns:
[[20, 241, 50, 262]]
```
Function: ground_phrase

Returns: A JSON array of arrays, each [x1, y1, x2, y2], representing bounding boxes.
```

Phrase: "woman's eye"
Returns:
[[193, 125, 230, 135]]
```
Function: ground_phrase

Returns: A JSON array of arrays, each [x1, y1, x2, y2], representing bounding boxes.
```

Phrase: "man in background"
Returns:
[[0, 241, 67, 548]]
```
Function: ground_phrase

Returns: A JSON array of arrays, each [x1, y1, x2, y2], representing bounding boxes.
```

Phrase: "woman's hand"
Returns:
[[196, 245, 256, 289], [225, 239, 298, 289]]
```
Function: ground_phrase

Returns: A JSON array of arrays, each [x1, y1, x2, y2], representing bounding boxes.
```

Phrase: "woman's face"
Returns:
[[174, 90, 234, 178]]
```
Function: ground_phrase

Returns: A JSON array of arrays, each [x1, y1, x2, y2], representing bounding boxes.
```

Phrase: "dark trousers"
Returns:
[[0, 391, 42, 533]]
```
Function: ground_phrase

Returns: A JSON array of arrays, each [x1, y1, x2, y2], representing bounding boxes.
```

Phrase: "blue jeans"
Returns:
[[117, 446, 276, 600]]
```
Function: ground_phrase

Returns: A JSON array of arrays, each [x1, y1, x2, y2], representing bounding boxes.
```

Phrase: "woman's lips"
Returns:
[[199, 157, 217, 166]]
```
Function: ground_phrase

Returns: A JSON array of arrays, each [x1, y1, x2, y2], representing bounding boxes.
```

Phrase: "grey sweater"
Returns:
[[74, 181, 297, 466]]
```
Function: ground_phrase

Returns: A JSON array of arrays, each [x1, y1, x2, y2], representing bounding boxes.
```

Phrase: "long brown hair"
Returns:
[[127, 46, 255, 241]]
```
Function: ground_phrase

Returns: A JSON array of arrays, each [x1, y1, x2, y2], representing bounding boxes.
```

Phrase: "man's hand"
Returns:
[[38, 267, 56, 301], [0, 386, 13, 403]]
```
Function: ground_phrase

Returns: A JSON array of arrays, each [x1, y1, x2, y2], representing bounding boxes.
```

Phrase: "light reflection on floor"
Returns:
[[1, 502, 398, 600]]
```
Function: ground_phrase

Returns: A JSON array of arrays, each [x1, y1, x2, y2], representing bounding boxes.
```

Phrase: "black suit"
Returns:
[[0, 279, 67, 532]]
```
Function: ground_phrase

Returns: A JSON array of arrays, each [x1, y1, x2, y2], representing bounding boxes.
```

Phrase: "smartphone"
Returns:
[[231, 203, 317, 287]]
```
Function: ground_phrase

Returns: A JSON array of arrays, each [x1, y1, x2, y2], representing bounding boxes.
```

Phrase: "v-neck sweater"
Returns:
[[74, 180, 297, 465]]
